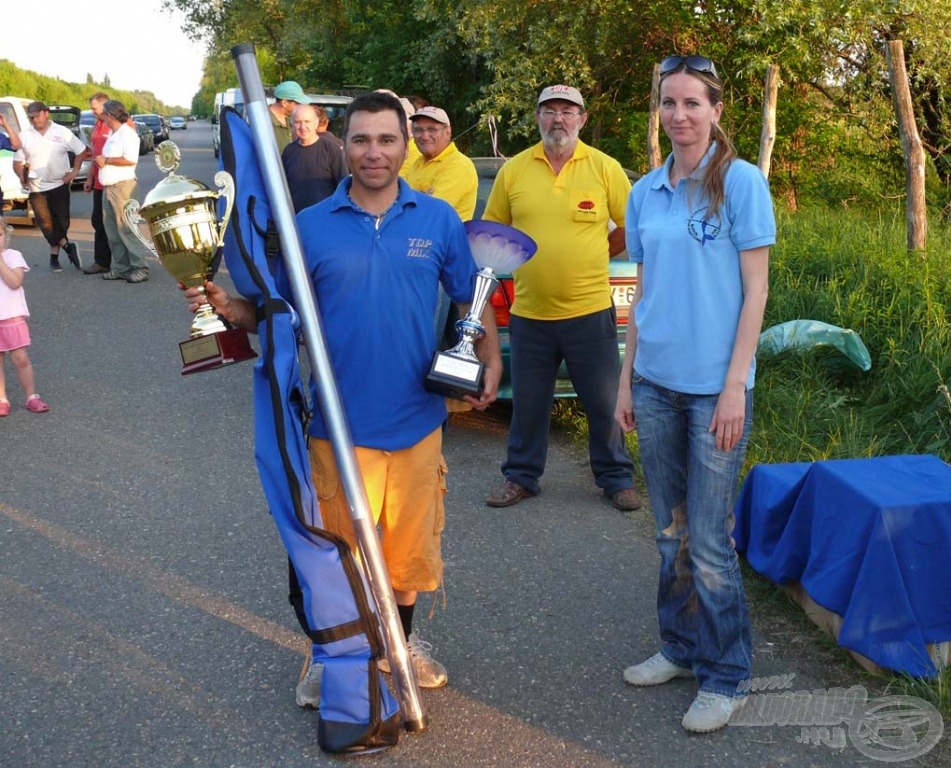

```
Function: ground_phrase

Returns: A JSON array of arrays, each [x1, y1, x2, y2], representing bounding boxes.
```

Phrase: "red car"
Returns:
[[450, 157, 639, 399]]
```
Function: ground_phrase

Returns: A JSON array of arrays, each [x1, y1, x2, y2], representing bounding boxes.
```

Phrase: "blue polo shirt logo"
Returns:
[[406, 237, 433, 259], [687, 206, 721, 246]]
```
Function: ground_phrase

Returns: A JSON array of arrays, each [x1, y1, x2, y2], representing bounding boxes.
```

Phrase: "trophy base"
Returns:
[[424, 350, 483, 401], [179, 327, 258, 375]]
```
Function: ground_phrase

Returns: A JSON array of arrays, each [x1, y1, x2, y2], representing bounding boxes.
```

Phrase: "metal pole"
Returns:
[[230, 43, 427, 733]]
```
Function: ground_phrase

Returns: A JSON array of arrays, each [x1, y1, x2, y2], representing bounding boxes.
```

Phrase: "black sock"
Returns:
[[397, 603, 415, 638]]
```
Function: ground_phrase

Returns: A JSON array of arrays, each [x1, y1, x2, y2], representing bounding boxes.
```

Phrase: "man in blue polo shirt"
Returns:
[[187, 91, 500, 701]]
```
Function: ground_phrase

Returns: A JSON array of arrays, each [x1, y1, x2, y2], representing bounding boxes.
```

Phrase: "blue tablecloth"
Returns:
[[734, 454, 951, 676]]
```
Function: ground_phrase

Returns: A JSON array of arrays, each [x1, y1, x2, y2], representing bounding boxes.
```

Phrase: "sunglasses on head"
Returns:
[[660, 55, 719, 80]]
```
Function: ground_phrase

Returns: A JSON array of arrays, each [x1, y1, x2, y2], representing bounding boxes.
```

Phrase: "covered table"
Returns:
[[734, 454, 951, 677]]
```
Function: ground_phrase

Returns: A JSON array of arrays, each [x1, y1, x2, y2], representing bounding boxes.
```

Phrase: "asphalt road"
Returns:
[[0, 123, 936, 768]]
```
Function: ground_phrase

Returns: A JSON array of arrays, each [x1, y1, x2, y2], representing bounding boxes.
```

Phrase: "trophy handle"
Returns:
[[214, 171, 235, 249], [123, 198, 158, 257]]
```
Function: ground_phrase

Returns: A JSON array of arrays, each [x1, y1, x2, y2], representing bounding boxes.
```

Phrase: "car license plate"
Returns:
[[612, 282, 636, 310]]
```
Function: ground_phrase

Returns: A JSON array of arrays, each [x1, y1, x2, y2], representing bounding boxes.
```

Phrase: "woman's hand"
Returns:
[[710, 383, 746, 452], [615, 383, 636, 434]]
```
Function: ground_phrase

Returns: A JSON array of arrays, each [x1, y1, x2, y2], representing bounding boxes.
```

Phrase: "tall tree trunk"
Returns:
[[886, 40, 928, 252], [758, 64, 780, 179], [647, 64, 662, 170]]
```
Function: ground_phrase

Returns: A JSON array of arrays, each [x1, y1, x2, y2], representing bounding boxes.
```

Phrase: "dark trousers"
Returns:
[[503, 307, 635, 496], [30, 185, 71, 248], [91, 188, 112, 268]]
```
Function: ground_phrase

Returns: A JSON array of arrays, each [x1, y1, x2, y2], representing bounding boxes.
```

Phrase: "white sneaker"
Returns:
[[295, 655, 322, 708], [378, 631, 448, 689], [623, 652, 694, 686], [682, 691, 745, 733]]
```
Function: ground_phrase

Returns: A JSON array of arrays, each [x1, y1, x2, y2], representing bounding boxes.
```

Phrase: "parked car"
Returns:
[[133, 113, 169, 144], [135, 121, 154, 154], [47, 105, 91, 187], [169, 116, 187, 130], [446, 156, 639, 399], [212, 88, 352, 158], [211, 88, 243, 158], [0, 96, 33, 223]]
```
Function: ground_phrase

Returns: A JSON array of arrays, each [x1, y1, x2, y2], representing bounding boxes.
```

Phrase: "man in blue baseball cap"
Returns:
[[270, 81, 309, 152]]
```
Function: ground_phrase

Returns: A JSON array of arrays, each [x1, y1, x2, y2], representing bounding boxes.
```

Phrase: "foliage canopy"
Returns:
[[167, 0, 951, 212]]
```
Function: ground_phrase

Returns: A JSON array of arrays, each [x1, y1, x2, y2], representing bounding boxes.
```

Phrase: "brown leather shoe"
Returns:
[[610, 488, 643, 511], [486, 480, 534, 508]]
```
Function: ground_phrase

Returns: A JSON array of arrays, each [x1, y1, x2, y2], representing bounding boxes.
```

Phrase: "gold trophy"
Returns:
[[125, 142, 257, 375]]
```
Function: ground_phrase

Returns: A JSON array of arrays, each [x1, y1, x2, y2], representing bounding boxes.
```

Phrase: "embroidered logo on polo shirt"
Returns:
[[578, 200, 595, 210], [687, 206, 721, 246], [406, 237, 433, 259]]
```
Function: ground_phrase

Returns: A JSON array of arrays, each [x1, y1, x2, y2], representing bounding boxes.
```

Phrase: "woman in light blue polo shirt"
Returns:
[[615, 55, 775, 733]]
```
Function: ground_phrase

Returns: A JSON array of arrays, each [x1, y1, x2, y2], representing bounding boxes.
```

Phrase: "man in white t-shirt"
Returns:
[[13, 101, 89, 272], [96, 100, 151, 284]]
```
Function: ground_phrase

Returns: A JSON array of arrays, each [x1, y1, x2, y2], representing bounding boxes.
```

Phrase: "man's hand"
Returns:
[[463, 358, 501, 411], [181, 280, 257, 331], [461, 300, 503, 411]]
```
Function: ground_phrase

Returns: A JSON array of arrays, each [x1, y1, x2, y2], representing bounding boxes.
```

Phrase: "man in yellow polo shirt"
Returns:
[[404, 105, 478, 220], [483, 84, 641, 511], [405, 105, 480, 414]]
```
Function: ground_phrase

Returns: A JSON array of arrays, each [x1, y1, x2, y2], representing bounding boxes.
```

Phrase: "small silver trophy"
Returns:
[[425, 220, 536, 400]]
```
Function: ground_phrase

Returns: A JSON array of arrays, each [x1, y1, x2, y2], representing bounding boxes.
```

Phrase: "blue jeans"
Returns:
[[503, 309, 635, 496], [632, 374, 752, 697]]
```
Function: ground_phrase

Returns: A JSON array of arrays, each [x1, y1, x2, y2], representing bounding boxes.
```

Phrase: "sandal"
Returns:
[[0, 399, 9, 417], [25, 394, 50, 413]]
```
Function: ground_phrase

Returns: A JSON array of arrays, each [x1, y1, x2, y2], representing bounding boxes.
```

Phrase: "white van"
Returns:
[[212, 87, 244, 159], [0, 96, 33, 224]]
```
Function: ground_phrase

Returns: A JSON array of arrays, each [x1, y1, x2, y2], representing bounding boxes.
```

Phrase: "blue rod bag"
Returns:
[[218, 106, 401, 753]]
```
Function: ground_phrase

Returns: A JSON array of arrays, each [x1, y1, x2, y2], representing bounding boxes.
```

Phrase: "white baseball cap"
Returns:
[[409, 106, 450, 126], [537, 84, 585, 109]]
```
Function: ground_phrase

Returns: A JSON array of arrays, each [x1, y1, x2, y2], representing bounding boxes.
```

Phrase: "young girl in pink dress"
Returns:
[[0, 219, 50, 415]]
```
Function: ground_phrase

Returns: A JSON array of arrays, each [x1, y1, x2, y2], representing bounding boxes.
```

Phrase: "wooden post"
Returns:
[[886, 40, 928, 252], [758, 64, 780, 179], [647, 64, 663, 170]]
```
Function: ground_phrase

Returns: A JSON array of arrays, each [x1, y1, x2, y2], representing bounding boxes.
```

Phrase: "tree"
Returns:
[[164, 0, 951, 211]]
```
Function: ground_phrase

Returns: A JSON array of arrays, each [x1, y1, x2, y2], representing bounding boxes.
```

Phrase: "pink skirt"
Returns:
[[0, 316, 31, 352]]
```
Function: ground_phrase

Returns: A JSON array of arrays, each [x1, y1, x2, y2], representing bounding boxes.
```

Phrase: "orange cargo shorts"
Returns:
[[308, 427, 447, 593]]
